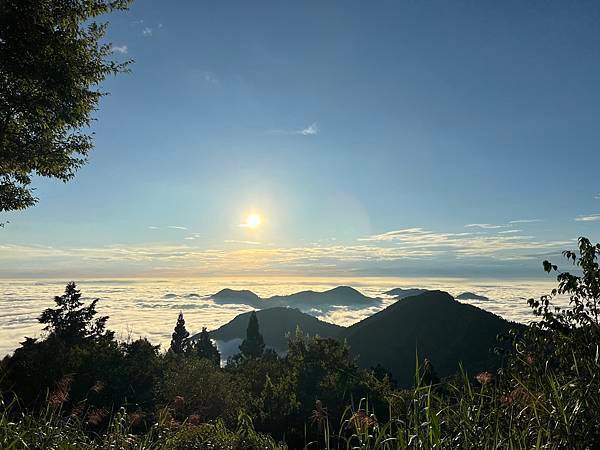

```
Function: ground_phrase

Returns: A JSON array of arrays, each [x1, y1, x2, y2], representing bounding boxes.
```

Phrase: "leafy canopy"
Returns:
[[0, 0, 132, 213]]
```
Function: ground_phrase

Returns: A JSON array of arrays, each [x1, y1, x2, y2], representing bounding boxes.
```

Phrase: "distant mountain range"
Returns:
[[203, 289, 522, 386], [456, 291, 490, 301], [383, 287, 430, 298], [383, 288, 491, 302], [211, 285, 381, 310]]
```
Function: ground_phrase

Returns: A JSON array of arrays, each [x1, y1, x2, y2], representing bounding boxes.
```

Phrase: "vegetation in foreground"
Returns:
[[1, 237, 599, 449]]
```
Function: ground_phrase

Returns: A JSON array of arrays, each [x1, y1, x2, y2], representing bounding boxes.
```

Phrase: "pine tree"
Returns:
[[38, 282, 112, 345], [170, 312, 189, 355], [192, 327, 221, 366], [239, 311, 265, 358]]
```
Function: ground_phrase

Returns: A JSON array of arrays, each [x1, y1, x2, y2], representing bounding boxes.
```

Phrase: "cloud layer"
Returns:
[[0, 222, 574, 278]]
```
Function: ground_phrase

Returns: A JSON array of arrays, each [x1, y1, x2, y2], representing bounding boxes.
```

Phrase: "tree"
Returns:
[[191, 327, 221, 366], [0, 0, 132, 213], [534, 236, 600, 329], [239, 311, 265, 359], [39, 282, 112, 345], [170, 312, 189, 355]]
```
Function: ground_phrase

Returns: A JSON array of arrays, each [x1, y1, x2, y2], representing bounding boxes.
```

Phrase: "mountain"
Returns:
[[210, 286, 380, 309], [212, 289, 262, 308], [266, 286, 379, 308], [203, 307, 345, 353], [383, 288, 429, 299], [342, 290, 523, 386], [456, 292, 490, 301]]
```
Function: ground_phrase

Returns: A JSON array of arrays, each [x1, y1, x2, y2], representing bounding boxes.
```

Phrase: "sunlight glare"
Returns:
[[244, 213, 261, 229]]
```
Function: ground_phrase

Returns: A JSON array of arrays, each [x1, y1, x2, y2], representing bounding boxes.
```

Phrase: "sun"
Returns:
[[244, 213, 261, 229]]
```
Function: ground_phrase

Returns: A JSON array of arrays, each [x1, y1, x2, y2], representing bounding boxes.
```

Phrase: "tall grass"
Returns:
[[2, 349, 598, 450], [300, 354, 599, 450], [0, 399, 287, 450]]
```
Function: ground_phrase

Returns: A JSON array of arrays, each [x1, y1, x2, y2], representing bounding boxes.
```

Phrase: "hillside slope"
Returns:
[[204, 307, 345, 353], [343, 290, 523, 386]]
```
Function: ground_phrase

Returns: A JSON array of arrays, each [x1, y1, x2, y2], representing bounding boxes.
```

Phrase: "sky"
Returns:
[[1, 1, 600, 278]]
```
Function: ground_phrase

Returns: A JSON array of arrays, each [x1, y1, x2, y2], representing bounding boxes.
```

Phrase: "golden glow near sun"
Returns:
[[243, 213, 262, 229]]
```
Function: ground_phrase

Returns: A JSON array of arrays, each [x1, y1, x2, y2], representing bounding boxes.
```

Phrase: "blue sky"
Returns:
[[1, 1, 600, 278]]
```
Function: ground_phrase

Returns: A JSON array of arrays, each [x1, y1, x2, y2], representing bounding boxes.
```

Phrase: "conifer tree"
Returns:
[[192, 327, 221, 366], [170, 312, 189, 355], [38, 282, 112, 345], [239, 311, 265, 358]]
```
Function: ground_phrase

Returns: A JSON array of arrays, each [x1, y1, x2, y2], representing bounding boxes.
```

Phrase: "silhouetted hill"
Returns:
[[342, 290, 523, 386], [383, 288, 429, 298], [212, 289, 262, 308], [210, 286, 380, 309], [267, 286, 379, 308], [203, 307, 344, 353], [456, 292, 490, 301]]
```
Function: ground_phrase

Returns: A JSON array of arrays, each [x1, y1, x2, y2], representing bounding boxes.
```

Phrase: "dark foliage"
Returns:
[[170, 312, 190, 355], [239, 311, 265, 359], [0, 0, 132, 213], [190, 327, 221, 366], [39, 282, 113, 345]]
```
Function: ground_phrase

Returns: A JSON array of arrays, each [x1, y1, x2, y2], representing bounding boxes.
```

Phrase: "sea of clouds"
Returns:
[[0, 277, 560, 357]]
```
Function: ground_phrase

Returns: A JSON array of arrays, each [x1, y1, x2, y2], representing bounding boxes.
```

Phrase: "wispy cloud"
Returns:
[[498, 229, 522, 234], [300, 122, 318, 136], [167, 226, 188, 230], [359, 227, 568, 260], [0, 242, 436, 277], [267, 122, 319, 136], [464, 223, 509, 229], [595, 194, 600, 200], [575, 214, 600, 222], [0, 223, 574, 278], [142, 27, 153, 37], [509, 219, 541, 224], [148, 226, 160, 230], [112, 45, 128, 54]]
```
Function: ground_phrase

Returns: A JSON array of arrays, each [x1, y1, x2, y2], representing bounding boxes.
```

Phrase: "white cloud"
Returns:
[[595, 194, 600, 200], [359, 227, 569, 259], [112, 45, 128, 54], [266, 122, 319, 136], [142, 27, 153, 37], [148, 226, 160, 230], [464, 223, 509, 229], [575, 214, 600, 222], [498, 229, 522, 234], [224, 240, 261, 245], [300, 122, 318, 136], [509, 219, 541, 224], [167, 226, 188, 230]]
